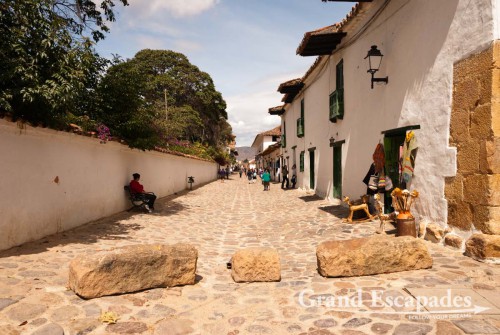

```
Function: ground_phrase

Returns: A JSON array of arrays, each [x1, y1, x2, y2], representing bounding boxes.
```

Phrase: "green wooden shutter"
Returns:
[[300, 99, 305, 136], [333, 59, 344, 120], [297, 117, 304, 137], [300, 151, 304, 172], [329, 91, 338, 122]]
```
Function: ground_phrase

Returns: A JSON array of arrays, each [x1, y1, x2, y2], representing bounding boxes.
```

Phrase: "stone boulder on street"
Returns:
[[444, 234, 463, 249], [231, 247, 281, 282], [68, 244, 198, 299], [425, 223, 445, 243], [316, 236, 433, 277], [465, 234, 500, 262]]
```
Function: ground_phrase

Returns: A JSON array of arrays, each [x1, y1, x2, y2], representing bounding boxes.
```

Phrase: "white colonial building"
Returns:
[[270, 0, 500, 247]]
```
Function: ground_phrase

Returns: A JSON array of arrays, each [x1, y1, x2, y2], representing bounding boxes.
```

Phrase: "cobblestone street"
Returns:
[[1, 176, 499, 335]]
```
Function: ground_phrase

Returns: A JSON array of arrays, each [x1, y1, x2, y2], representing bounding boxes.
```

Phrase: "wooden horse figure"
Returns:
[[342, 195, 373, 223], [374, 193, 396, 234]]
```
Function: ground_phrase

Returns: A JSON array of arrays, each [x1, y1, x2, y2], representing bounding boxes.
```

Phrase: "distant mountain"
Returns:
[[235, 146, 257, 161]]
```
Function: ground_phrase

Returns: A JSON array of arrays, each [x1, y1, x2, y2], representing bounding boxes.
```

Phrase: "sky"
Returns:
[[95, 0, 354, 146]]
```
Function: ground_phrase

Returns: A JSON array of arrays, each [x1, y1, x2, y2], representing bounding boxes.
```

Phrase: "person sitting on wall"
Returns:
[[130, 173, 157, 212]]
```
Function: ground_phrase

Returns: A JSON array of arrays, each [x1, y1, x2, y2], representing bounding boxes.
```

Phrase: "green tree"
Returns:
[[96, 60, 160, 150], [99, 49, 234, 151], [0, 0, 127, 124], [130, 49, 229, 145]]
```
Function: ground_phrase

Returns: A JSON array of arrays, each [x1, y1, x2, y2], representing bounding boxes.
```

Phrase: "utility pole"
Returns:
[[164, 89, 168, 121]]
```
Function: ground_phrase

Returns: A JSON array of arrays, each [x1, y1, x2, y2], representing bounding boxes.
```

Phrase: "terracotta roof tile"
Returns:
[[260, 125, 281, 136]]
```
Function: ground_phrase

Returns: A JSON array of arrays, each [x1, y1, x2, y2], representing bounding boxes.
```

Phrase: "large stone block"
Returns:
[[465, 234, 500, 262], [425, 223, 445, 243], [470, 105, 493, 140], [231, 247, 281, 283], [473, 206, 500, 235], [444, 176, 464, 201], [453, 78, 480, 113], [463, 174, 500, 206], [316, 236, 432, 277], [457, 140, 480, 174], [480, 139, 500, 174], [68, 244, 198, 299], [482, 138, 500, 173], [447, 200, 473, 230], [493, 102, 500, 137], [449, 109, 470, 145]]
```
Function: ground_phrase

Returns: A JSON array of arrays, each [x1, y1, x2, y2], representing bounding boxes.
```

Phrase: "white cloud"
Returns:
[[129, 0, 220, 18], [227, 90, 282, 147], [173, 39, 203, 53]]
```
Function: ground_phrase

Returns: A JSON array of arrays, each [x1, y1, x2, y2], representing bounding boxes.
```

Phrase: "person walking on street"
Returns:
[[262, 169, 271, 191], [247, 169, 253, 183], [281, 165, 289, 189], [219, 168, 225, 182]]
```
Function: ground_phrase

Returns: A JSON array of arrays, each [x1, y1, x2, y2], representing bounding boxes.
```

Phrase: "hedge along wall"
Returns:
[[0, 119, 218, 251]]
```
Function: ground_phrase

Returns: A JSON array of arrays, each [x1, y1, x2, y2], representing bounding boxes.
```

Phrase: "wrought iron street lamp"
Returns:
[[365, 45, 388, 89]]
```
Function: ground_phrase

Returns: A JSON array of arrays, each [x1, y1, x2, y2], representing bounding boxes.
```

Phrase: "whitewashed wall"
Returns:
[[494, 0, 500, 39], [262, 135, 277, 153], [281, 0, 496, 225], [0, 119, 217, 251]]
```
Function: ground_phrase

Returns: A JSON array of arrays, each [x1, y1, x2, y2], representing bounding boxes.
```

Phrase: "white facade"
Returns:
[[279, 0, 497, 226], [252, 134, 279, 154], [0, 119, 217, 251]]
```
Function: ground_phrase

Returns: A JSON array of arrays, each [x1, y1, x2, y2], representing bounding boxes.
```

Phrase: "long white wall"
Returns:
[[282, 0, 496, 225], [0, 119, 217, 251]]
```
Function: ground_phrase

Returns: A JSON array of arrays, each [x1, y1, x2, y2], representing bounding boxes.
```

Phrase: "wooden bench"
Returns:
[[124, 185, 149, 212]]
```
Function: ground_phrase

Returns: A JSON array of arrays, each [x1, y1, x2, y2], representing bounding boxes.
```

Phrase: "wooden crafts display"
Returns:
[[342, 195, 373, 223]]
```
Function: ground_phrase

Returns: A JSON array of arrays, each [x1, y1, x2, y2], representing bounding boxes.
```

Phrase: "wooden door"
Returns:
[[309, 150, 315, 189], [333, 146, 342, 199], [384, 134, 405, 213]]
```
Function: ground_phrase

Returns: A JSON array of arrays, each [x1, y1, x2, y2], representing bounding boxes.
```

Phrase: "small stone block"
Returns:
[[316, 236, 432, 277], [231, 247, 281, 283], [444, 234, 463, 249], [68, 244, 198, 299], [425, 223, 445, 243], [464, 234, 500, 262]]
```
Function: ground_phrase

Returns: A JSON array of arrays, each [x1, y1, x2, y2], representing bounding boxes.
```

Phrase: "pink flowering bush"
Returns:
[[97, 124, 111, 143]]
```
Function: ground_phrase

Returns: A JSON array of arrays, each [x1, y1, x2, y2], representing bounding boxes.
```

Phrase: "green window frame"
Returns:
[[300, 98, 305, 136], [329, 59, 344, 122], [299, 151, 304, 172], [297, 117, 304, 137]]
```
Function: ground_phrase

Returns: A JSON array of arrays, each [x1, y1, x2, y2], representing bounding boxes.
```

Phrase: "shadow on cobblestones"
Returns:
[[0, 195, 188, 258], [318, 205, 348, 219], [299, 195, 323, 202]]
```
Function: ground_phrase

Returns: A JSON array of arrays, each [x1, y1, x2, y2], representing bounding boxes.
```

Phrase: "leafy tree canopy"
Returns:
[[0, 0, 127, 124], [99, 49, 233, 149]]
